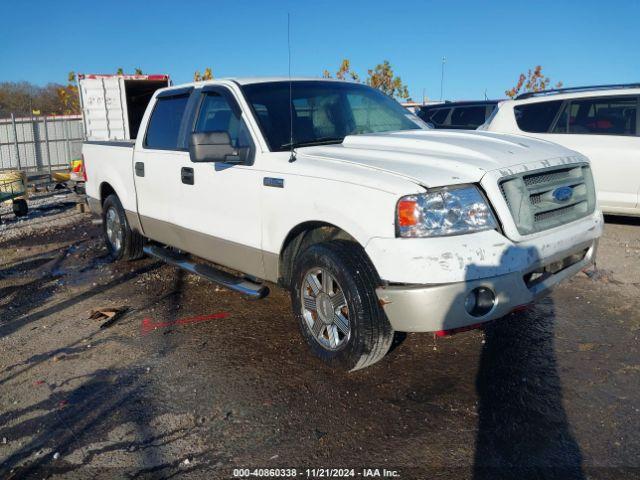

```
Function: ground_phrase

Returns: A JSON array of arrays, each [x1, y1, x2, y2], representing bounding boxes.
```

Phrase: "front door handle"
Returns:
[[135, 162, 145, 177], [181, 167, 194, 185]]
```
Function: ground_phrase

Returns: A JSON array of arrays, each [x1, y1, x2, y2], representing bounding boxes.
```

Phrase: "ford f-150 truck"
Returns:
[[83, 78, 603, 371]]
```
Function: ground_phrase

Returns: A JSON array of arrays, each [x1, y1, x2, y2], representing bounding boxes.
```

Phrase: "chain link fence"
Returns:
[[0, 114, 84, 179]]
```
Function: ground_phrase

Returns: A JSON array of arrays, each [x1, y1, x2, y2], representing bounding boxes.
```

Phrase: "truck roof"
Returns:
[[157, 77, 351, 91], [514, 82, 640, 100], [419, 100, 501, 109], [231, 77, 343, 85], [509, 85, 640, 105]]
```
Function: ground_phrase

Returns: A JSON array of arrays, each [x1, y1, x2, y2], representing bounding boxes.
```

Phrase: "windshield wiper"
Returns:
[[281, 137, 345, 149]]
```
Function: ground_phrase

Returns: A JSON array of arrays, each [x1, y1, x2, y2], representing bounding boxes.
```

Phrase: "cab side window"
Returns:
[[194, 92, 253, 149], [145, 94, 190, 149], [514, 100, 563, 133], [450, 106, 487, 128], [429, 108, 450, 126]]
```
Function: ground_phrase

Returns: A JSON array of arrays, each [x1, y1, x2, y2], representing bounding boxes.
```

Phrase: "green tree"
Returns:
[[116, 67, 124, 75]]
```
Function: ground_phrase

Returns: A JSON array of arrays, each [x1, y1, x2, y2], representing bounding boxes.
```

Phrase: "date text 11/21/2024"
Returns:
[[232, 468, 401, 478]]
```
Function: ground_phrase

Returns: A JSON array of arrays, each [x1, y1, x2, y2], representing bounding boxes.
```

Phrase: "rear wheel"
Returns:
[[102, 194, 144, 261], [291, 240, 394, 371], [12, 199, 28, 217]]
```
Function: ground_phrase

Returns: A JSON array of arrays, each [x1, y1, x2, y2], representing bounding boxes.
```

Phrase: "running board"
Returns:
[[143, 245, 269, 299]]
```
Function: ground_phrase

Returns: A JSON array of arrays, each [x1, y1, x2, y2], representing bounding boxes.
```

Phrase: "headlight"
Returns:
[[396, 185, 497, 237]]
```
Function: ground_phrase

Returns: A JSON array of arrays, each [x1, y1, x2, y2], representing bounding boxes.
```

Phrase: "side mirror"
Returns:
[[189, 132, 241, 163]]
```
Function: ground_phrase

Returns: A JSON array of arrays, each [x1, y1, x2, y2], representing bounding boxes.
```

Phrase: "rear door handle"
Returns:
[[181, 167, 194, 185], [135, 162, 145, 177]]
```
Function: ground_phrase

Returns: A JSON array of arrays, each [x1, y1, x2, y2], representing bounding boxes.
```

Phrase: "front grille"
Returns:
[[499, 163, 596, 235], [523, 170, 571, 186]]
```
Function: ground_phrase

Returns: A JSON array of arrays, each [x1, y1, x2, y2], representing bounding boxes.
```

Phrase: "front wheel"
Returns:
[[291, 241, 394, 371], [102, 194, 144, 261]]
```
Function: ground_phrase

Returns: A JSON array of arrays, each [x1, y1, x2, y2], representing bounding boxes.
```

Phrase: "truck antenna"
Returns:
[[288, 13, 296, 163]]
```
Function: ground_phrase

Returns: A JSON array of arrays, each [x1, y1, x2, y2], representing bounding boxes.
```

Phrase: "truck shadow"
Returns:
[[0, 365, 208, 478], [468, 246, 585, 480], [0, 260, 161, 338]]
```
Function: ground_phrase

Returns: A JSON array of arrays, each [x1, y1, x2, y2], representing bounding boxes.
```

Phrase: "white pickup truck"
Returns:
[[84, 78, 603, 371]]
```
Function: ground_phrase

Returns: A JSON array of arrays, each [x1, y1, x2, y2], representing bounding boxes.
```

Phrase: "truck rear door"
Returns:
[[132, 87, 193, 245]]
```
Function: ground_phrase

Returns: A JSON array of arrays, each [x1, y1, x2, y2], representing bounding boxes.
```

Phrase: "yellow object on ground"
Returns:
[[0, 170, 28, 203], [53, 171, 71, 182]]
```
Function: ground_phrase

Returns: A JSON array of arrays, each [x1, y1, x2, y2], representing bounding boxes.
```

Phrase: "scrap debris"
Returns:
[[89, 306, 130, 329]]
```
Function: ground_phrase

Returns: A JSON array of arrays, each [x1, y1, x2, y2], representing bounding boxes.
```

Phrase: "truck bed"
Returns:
[[83, 140, 137, 215]]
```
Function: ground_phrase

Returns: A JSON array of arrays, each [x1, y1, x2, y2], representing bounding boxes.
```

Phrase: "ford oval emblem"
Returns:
[[552, 186, 573, 202]]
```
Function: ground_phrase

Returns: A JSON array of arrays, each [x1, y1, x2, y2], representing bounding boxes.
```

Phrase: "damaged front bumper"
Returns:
[[368, 211, 603, 333]]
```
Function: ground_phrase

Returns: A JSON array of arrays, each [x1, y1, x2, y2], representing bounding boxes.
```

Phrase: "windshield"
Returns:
[[240, 80, 425, 151]]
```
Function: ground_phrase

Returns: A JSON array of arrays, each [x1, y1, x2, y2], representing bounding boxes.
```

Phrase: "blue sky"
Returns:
[[1, 0, 638, 101]]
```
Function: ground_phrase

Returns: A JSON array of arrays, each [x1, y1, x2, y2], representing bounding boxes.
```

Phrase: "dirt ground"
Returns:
[[1, 191, 639, 480]]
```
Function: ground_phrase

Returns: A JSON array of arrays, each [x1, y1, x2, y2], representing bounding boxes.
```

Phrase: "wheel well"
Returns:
[[99, 183, 116, 204], [278, 222, 359, 288]]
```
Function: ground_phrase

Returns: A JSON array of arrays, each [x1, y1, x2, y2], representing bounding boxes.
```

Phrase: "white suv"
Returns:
[[481, 84, 640, 216]]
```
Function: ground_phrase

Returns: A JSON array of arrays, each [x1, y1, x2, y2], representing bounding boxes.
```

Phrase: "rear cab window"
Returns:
[[144, 93, 191, 149]]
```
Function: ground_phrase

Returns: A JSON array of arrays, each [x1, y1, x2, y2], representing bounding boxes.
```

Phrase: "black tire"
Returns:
[[12, 199, 28, 217], [291, 240, 394, 371], [102, 194, 144, 261]]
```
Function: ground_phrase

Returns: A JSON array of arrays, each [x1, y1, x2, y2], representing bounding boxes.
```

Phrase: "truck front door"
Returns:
[[171, 85, 265, 279]]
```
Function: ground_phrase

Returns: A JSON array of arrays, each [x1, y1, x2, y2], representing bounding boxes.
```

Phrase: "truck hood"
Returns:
[[299, 129, 579, 188]]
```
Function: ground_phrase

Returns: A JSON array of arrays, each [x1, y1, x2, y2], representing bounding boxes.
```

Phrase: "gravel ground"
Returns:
[[0, 189, 84, 243], [0, 193, 639, 479]]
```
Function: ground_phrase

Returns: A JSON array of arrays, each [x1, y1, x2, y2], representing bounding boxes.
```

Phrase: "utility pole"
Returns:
[[440, 57, 446, 101]]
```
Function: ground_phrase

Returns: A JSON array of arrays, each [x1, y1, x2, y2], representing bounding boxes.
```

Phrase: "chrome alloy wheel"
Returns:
[[301, 267, 351, 350], [105, 206, 123, 253]]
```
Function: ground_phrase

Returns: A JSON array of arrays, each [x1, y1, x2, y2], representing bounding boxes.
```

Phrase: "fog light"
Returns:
[[464, 287, 495, 317]]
